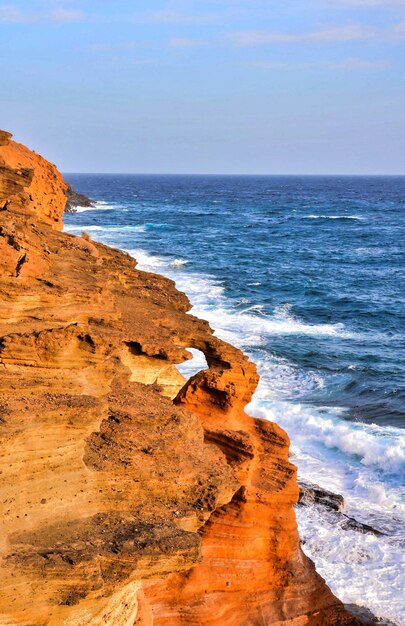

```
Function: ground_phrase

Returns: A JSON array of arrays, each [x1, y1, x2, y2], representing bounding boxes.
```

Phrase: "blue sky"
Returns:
[[1, 0, 404, 173]]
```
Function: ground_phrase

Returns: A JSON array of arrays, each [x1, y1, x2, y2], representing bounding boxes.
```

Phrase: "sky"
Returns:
[[1, 0, 404, 174]]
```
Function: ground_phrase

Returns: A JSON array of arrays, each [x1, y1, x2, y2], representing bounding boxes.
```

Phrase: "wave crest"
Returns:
[[304, 214, 365, 221]]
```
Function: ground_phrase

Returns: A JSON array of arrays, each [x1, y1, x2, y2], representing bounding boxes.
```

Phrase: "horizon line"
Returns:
[[63, 172, 405, 177]]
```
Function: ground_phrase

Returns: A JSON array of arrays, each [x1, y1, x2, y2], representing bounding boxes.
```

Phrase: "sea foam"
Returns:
[[74, 200, 122, 213]]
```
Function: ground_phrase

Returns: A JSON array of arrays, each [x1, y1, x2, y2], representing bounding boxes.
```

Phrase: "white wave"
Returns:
[[304, 214, 365, 220], [199, 303, 349, 339], [126, 248, 168, 271], [297, 506, 405, 626], [64, 224, 146, 234], [181, 285, 351, 341], [170, 258, 189, 268], [249, 395, 405, 478], [199, 303, 353, 340], [354, 247, 385, 255], [74, 201, 124, 213], [247, 380, 405, 626], [64, 225, 109, 232], [239, 304, 265, 314], [71, 206, 95, 213], [127, 250, 354, 343]]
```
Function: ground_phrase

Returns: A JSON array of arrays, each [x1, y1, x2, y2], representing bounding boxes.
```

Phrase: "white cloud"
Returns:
[[233, 23, 378, 45], [0, 4, 84, 23], [233, 21, 405, 45]]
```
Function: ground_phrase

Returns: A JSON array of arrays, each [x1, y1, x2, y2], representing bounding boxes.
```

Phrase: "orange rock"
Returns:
[[143, 360, 357, 625], [0, 130, 67, 229], [0, 130, 362, 625]]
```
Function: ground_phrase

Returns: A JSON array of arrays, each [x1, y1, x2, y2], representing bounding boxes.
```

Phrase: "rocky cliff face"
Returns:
[[0, 131, 361, 625], [0, 130, 67, 230]]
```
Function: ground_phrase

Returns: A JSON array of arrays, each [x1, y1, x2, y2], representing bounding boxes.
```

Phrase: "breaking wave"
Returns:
[[303, 214, 365, 220], [74, 200, 124, 213]]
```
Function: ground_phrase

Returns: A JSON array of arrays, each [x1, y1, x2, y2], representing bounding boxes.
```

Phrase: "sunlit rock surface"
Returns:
[[0, 131, 362, 625]]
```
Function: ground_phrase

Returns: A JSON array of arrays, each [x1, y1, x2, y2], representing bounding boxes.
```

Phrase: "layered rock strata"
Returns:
[[0, 131, 361, 625]]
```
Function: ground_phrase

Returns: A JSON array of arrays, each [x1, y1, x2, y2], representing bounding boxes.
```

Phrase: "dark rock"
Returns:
[[340, 516, 384, 536], [345, 604, 399, 626], [298, 480, 385, 536], [64, 184, 95, 213], [298, 480, 345, 511]]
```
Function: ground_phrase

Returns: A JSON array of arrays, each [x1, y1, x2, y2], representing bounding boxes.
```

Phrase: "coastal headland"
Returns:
[[0, 130, 365, 625]]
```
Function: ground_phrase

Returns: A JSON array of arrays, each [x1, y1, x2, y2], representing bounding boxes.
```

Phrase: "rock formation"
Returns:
[[64, 184, 95, 213], [298, 481, 345, 511], [0, 130, 363, 625], [0, 130, 67, 229], [298, 482, 384, 536]]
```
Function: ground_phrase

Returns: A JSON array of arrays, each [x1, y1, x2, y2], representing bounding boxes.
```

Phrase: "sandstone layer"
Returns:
[[0, 131, 362, 625]]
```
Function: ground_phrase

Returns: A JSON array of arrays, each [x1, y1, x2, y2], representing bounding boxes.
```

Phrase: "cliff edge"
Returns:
[[0, 131, 361, 625]]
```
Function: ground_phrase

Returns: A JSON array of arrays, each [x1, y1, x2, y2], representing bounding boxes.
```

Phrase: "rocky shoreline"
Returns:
[[344, 605, 399, 626], [64, 183, 95, 212], [0, 130, 390, 625], [298, 481, 385, 535]]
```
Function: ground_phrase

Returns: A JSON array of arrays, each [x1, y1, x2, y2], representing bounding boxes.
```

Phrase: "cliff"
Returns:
[[0, 130, 67, 230], [0, 131, 361, 625]]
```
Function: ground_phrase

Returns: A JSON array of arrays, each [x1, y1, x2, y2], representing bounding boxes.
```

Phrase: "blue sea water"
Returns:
[[64, 174, 405, 624]]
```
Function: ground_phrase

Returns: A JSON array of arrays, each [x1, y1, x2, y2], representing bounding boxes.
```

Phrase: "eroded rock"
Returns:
[[0, 130, 363, 625]]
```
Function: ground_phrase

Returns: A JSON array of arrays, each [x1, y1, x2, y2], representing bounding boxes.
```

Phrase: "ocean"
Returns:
[[64, 174, 405, 625]]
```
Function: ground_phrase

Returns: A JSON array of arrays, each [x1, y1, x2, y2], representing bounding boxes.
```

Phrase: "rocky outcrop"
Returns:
[[344, 605, 398, 626], [0, 130, 67, 229], [65, 183, 95, 213], [298, 481, 384, 536], [299, 481, 345, 511], [0, 131, 362, 625]]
